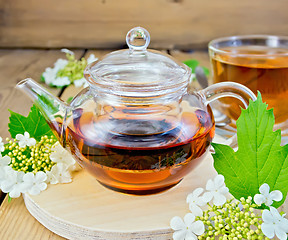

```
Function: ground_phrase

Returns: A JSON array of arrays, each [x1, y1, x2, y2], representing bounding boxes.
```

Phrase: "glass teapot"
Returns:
[[16, 27, 256, 195]]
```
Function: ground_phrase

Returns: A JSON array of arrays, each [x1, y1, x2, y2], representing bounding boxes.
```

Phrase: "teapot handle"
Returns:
[[197, 82, 257, 148], [197, 81, 257, 108]]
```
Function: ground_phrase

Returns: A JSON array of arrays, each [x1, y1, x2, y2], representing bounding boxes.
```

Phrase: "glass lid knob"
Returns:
[[126, 27, 150, 52]]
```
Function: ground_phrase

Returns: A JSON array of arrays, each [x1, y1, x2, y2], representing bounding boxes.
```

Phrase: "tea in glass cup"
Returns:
[[209, 35, 288, 142]]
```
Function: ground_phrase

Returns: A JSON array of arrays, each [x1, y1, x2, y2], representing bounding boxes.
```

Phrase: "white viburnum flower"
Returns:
[[186, 188, 207, 216], [15, 132, 36, 148], [254, 183, 283, 207], [170, 213, 205, 240], [0, 168, 5, 187], [53, 58, 68, 72], [46, 163, 72, 184], [42, 67, 57, 85], [0, 154, 11, 167], [61, 48, 74, 56], [70, 162, 82, 172], [1, 169, 25, 198], [45, 169, 58, 185], [0, 167, 5, 180], [22, 172, 47, 195], [42, 58, 68, 86], [202, 174, 229, 206], [50, 144, 75, 168], [87, 54, 98, 64], [0, 166, 11, 188], [0, 136, 5, 152], [261, 206, 288, 240], [74, 78, 89, 88], [52, 76, 71, 87]]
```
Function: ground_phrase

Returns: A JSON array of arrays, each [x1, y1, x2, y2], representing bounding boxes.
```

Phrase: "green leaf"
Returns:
[[183, 59, 199, 73], [202, 66, 210, 76], [183, 59, 210, 83], [67, 96, 74, 103], [212, 93, 288, 208], [38, 94, 59, 115], [8, 105, 54, 141], [40, 74, 45, 83]]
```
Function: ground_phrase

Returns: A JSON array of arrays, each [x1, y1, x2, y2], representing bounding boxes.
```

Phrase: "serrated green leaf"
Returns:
[[8, 105, 54, 141], [29, 105, 54, 139], [8, 110, 29, 138], [212, 93, 288, 208]]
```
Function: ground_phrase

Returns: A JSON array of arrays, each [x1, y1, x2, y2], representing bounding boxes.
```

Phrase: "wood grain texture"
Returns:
[[170, 50, 210, 69], [1, 48, 287, 239], [0, 49, 83, 205], [0, 196, 65, 240], [170, 50, 211, 89], [1, 147, 287, 240], [0, 49, 83, 138], [1, 0, 288, 49], [22, 153, 217, 240]]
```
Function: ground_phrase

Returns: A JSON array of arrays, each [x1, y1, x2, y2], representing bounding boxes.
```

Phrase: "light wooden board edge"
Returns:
[[19, 150, 219, 240], [24, 193, 172, 240], [1, 48, 287, 239]]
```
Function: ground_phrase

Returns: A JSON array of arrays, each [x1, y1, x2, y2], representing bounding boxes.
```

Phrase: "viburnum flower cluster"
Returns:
[[170, 175, 288, 240], [0, 132, 79, 199], [41, 48, 98, 88]]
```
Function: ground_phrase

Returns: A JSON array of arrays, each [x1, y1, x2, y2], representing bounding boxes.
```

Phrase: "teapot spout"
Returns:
[[16, 78, 68, 143]]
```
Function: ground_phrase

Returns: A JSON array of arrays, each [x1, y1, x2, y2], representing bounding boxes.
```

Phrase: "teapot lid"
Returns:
[[84, 27, 191, 96]]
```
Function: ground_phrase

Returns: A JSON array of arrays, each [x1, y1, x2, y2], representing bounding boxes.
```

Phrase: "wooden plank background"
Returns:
[[0, 49, 84, 138], [1, 0, 288, 49], [0, 48, 288, 239], [0, 0, 287, 236]]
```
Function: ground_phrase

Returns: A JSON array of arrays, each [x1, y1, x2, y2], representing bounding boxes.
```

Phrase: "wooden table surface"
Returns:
[[0, 49, 287, 240]]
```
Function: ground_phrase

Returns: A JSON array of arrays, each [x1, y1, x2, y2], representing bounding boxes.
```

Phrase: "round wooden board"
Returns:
[[23, 153, 217, 240]]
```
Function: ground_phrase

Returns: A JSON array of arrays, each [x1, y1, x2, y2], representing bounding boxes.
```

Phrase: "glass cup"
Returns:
[[208, 35, 288, 143]]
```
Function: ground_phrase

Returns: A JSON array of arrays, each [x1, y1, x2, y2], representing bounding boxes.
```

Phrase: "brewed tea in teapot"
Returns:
[[17, 27, 256, 194]]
